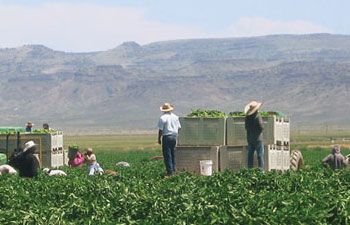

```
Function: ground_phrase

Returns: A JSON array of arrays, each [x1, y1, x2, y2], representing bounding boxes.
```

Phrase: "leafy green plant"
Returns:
[[229, 111, 287, 118], [1, 150, 350, 224], [187, 109, 227, 118]]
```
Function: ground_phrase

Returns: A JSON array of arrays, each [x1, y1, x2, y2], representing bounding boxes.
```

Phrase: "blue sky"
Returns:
[[0, 0, 348, 52]]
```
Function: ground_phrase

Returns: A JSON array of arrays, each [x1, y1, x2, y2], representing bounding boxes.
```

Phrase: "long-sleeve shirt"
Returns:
[[322, 148, 348, 170], [68, 152, 85, 167], [85, 154, 97, 166], [245, 112, 264, 144], [17, 151, 39, 178]]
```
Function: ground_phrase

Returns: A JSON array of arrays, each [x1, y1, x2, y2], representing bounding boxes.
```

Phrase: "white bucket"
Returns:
[[200, 160, 213, 176]]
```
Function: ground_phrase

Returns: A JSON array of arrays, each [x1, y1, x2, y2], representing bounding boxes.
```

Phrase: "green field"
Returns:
[[1, 134, 350, 224]]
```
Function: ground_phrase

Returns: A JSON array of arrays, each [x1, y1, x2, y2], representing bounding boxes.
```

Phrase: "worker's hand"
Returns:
[[158, 139, 161, 145]]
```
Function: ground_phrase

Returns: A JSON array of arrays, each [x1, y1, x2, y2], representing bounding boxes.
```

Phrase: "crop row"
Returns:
[[1, 150, 350, 224]]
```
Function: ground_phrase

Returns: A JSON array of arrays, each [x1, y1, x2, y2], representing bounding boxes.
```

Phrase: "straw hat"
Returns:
[[26, 121, 34, 126], [244, 101, 263, 116], [23, 141, 37, 152], [160, 103, 174, 112], [87, 148, 93, 153]]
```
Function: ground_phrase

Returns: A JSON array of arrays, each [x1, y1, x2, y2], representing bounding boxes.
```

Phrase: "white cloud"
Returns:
[[0, 3, 203, 52], [225, 17, 333, 37], [0, 3, 334, 52]]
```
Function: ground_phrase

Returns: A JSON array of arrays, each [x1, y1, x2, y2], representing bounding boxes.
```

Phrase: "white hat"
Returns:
[[43, 168, 50, 174], [244, 101, 263, 116], [23, 141, 37, 152]]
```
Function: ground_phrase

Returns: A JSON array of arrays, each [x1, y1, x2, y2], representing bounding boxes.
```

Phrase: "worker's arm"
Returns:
[[158, 130, 162, 145], [257, 114, 264, 131], [321, 155, 331, 167], [343, 156, 349, 167]]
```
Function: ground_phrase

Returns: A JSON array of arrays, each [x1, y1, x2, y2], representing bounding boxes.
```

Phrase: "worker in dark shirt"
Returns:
[[245, 101, 264, 172], [17, 141, 39, 178], [322, 145, 348, 170]]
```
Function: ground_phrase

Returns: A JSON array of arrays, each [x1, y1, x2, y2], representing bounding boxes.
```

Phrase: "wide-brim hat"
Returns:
[[244, 101, 263, 116], [23, 140, 37, 152], [160, 103, 174, 112], [26, 121, 34, 126]]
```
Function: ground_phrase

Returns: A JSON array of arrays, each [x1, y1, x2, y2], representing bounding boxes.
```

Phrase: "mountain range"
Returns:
[[0, 33, 349, 132]]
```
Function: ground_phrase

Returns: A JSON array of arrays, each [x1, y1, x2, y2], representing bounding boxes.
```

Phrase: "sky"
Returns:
[[0, 0, 348, 52]]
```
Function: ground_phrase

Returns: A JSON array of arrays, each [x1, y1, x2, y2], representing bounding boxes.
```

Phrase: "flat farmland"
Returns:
[[2, 133, 350, 224]]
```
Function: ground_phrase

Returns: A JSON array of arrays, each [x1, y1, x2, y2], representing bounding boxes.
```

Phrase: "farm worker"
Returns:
[[0, 165, 17, 175], [43, 168, 67, 176], [42, 123, 51, 130], [158, 103, 181, 177], [322, 145, 348, 170], [244, 101, 265, 172], [84, 148, 104, 175], [68, 151, 85, 167], [16, 141, 40, 178], [25, 121, 34, 132]]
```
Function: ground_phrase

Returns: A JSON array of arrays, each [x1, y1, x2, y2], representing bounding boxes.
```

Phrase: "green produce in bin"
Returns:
[[68, 144, 79, 159], [0, 127, 26, 134], [0, 153, 6, 165]]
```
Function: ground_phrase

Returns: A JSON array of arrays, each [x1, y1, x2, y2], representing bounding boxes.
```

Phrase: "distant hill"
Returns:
[[0, 33, 349, 132]]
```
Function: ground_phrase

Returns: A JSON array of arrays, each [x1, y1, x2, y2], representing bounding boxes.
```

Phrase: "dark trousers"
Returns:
[[247, 140, 265, 172], [162, 135, 177, 175]]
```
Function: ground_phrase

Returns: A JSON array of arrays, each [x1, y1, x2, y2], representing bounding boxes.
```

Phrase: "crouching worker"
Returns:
[[68, 150, 85, 167], [15, 141, 40, 178], [322, 145, 348, 170], [43, 168, 67, 176], [84, 148, 104, 175]]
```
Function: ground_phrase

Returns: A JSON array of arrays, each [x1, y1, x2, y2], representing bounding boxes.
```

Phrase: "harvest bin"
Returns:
[[175, 146, 219, 175], [178, 117, 226, 146], [42, 150, 64, 168], [220, 145, 290, 172], [226, 116, 290, 146], [0, 131, 64, 168]]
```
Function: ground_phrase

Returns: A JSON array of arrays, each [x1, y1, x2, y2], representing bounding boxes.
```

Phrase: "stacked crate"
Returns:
[[225, 116, 290, 171], [0, 131, 65, 168], [176, 117, 225, 175]]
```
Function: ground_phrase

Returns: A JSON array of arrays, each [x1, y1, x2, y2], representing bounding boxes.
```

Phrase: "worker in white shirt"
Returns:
[[158, 103, 181, 177], [0, 164, 17, 175], [43, 168, 67, 176]]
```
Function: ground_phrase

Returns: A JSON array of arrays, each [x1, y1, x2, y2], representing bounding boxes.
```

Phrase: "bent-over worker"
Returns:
[[84, 148, 104, 175], [322, 145, 348, 170]]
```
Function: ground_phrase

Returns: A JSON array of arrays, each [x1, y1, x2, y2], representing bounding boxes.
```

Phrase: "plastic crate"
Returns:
[[283, 146, 290, 171], [63, 150, 69, 166], [226, 116, 290, 146], [0, 131, 64, 155], [178, 117, 226, 146], [42, 151, 64, 168], [220, 146, 247, 171], [175, 146, 219, 175], [221, 145, 288, 172]]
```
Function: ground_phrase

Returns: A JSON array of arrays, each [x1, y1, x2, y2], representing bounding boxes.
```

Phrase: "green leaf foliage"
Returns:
[[187, 109, 227, 118], [1, 150, 350, 224]]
